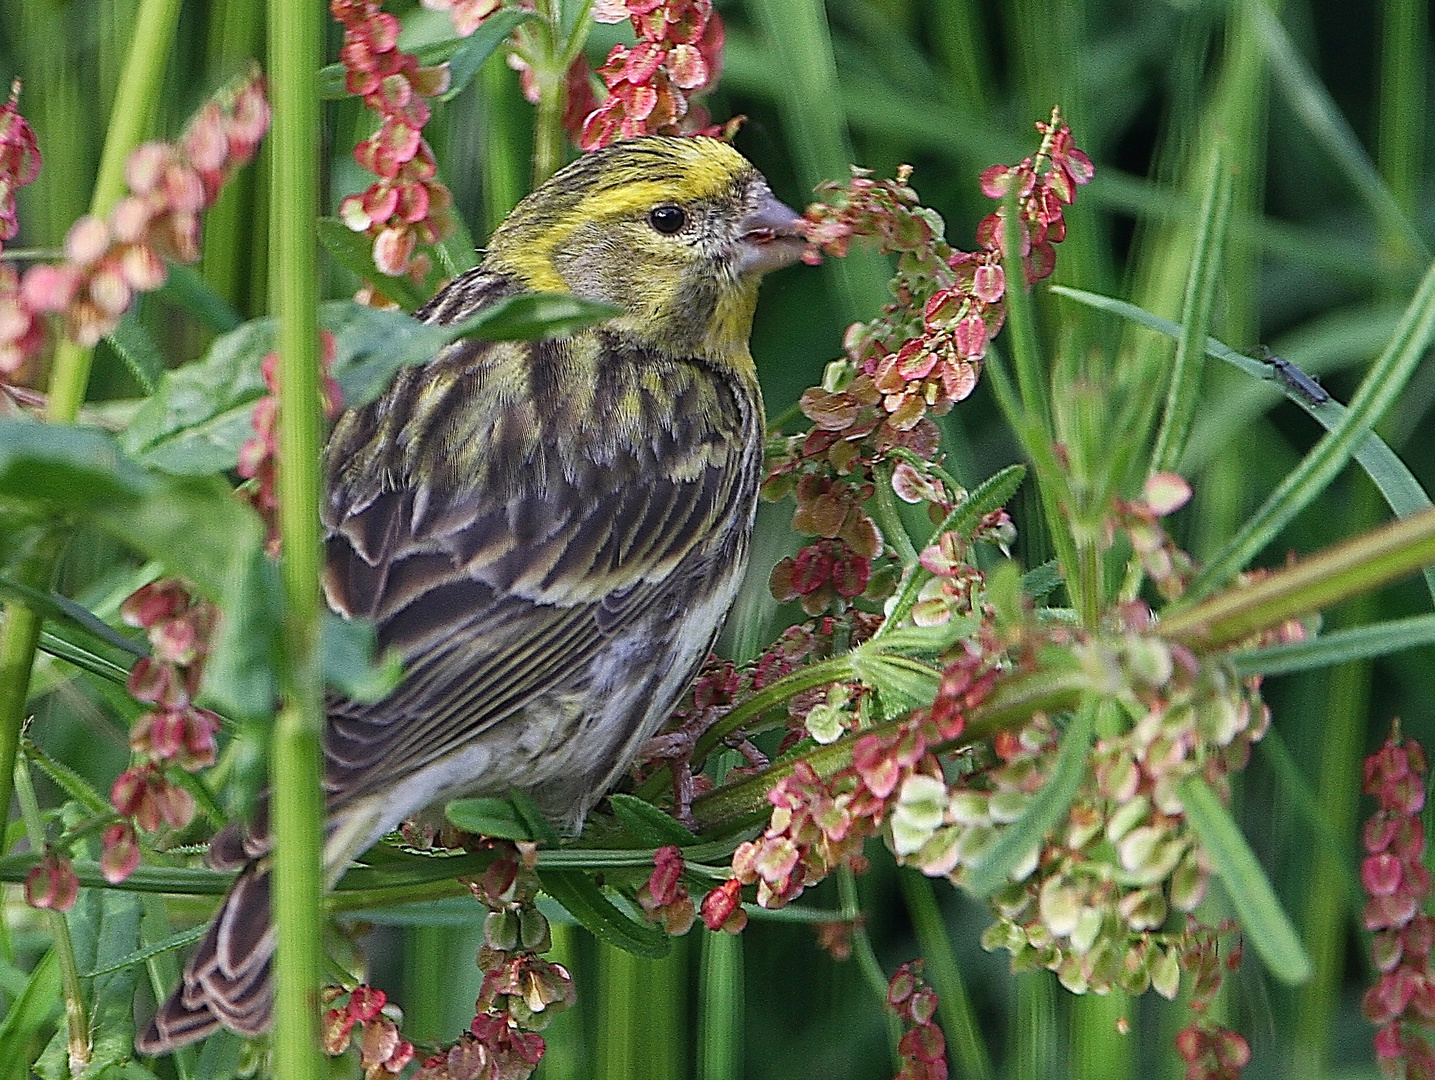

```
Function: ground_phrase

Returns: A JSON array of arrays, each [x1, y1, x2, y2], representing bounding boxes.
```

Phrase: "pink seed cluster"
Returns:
[[578, 0, 726, 149], [0, 81, 40, 255], [888, 961, 948, 1080], [702, 646, 995, 923], [1362, 724, 1435, 1079], [105, 579, 223, 883], [236, 330, 343, 548], [1, 72, 268, 379], [323, 985, 416, 1078], [24, 850, 79, 912], [800, 109, 1091, 433], [638, 845, 697, 935], [413, 850, 574, 1080], [332, 0, 457, 282]]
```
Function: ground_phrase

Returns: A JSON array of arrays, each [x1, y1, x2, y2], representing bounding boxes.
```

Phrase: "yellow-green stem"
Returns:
[[267, 0, 325, 1074], [14, 761, 88, 1074]]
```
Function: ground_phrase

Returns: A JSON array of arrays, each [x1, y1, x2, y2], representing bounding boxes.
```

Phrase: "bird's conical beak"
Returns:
[[733, 185, 807, 277]]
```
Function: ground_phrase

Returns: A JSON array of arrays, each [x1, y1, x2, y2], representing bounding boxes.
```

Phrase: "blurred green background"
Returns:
[[2, 0, 1432, 1077]]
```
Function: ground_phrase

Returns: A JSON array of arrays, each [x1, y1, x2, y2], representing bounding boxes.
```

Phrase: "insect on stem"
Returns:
[[1256, 346, 1330, 406]]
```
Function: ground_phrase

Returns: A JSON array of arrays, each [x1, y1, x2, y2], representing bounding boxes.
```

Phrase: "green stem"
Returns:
[[689, 664, 1088, 833], [872, 460, 919, 567], [898, 870, 994, 1080], [0, 607, 41, 843], [267, 0, 325, 1075], [697, 929, 744, 1080], [838, 867, 902, 1068], [1162, 505, 1435, 650], [14, 761, 89, 1074]]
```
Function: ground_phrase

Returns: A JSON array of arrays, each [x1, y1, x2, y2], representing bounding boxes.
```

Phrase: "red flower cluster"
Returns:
[[578, 0, 725, 149], [102, 579, 222, 884], [888, 962, 948, 1080], [977, 111, 1093, 285], [705, 647, 994, 921], [333, 0, 456, 282], [323, 985, 416, 1079], [1361, 724, 1435, 1079], [638, 845, 697, 935], [1, 72, 267, 378], [1111, 473, 1195, 601], [24, 849, 79, 912], [237, 330, 343, 548], [0, 81, 40, 254]]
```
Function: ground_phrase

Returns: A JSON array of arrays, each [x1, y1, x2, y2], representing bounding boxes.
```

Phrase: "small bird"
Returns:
[[138, 135, 805, 1052]]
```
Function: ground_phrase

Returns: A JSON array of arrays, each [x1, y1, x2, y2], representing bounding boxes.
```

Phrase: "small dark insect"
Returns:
[[1257, 346, 1329, 406]]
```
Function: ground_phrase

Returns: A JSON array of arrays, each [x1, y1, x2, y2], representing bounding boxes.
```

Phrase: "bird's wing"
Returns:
[[319, 315, 756, 809]]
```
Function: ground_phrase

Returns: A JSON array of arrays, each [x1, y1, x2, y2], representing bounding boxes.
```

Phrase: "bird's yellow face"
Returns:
[[483, 137, 806, 364]]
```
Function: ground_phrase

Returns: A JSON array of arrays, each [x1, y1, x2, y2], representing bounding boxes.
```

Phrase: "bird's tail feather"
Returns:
[[136, 862, 274, 1055]]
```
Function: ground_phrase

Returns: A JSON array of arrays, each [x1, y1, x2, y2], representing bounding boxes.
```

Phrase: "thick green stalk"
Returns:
[[0, 0, 182, 853], [697, 930, 744, 1080], [1163, 505, 1435, 650], [267, 0, 325, 1075]]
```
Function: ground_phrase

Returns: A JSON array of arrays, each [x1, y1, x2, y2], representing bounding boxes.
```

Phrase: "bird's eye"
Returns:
[[648, 204, 687, 235]]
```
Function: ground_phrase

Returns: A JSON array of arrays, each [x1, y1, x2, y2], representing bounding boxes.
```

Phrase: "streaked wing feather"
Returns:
[[320, 275, 750, 809]]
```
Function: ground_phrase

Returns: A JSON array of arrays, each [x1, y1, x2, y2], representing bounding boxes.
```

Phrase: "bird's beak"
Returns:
[[733, 185, 808, 277]]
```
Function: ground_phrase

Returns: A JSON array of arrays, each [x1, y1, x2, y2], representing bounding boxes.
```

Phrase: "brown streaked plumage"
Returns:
[[138, 135, 805, 1053]]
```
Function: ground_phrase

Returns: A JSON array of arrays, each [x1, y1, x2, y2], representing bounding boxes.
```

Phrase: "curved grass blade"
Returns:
[[537, 868, 671, 959], [1051, 284, 1435, 603], [964, 703, 1095, 897], [1232, 613, 1435, 677], [1178, 774, 1313, 984]]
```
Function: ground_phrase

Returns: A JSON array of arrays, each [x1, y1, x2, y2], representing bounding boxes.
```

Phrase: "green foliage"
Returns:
[[3, 1, 1434, 1078]]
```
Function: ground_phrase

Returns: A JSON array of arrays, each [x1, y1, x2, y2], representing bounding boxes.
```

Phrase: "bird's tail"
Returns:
[[135, 861, 274, 1054]]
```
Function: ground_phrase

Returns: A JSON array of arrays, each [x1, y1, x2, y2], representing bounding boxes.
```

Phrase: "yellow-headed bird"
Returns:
[[137, 135, 804, 1052]]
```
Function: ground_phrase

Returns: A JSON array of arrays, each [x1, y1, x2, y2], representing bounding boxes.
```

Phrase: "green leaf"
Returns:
[[22, 739, 112, 817], [78, 924, 207, 979], [317, 218, 432, 312], [867, 617, 979, 657], [537, 868, 671, 958], [964, 705, 1095, 897], [0, 949, 60, 1080], [441, 10, 537, 100], [322, 612, 403, 703], [848, 651, 941, 715], [1020, 560, 1063, 601], [1232, 613, 1435, 677], [445, 797, 535, 841], [1178, 774, 1313, 984], [448, 292, 620, 341], [154, 263, 242, 333], [105, 313, 166, 395], [607, 794, 697, 848], [508, 787, 562, 847], [202, 548, 283, 721], [193, 1030, 246, 1080]]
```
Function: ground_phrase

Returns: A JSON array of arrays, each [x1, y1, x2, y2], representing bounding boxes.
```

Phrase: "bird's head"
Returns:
[[483, 136, 806, 364]]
